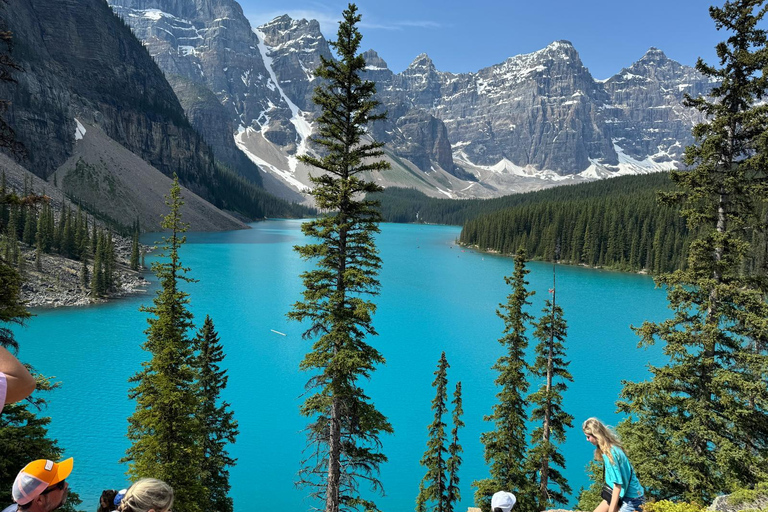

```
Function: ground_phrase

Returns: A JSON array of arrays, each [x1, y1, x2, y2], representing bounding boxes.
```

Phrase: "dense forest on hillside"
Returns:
[[373, 173, 675, 225], [375, 173, 767, 275], [460, 182, 690, 273]]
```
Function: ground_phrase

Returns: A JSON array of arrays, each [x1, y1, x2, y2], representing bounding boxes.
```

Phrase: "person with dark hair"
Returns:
[[97, 490, 118, 512], [0, 346, 35, 413], [491, 491, 516, 512], [2, 458, 73, 512]]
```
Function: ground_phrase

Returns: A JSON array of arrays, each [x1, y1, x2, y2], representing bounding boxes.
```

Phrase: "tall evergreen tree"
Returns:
[[91, 234, 103, 297], [193, 315, 238, 512], [124, 176, 205, 512], [527, 290, 573, 508], [418, 352, 450, 512], [619, 0, 768, 502], [476, 248, 534, 511], [446, 382, 464, 512], [130, 224, 140, 271], [288, 5, 392, 512]]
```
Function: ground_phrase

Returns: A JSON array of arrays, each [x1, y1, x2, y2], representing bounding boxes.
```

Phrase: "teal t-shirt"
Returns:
[[603, 446, 644, 499]]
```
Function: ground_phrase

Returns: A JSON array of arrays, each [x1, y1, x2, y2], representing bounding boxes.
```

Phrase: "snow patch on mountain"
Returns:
[[74, 118, 86, 141], [235, 126, 310, 191], [253, 28, 313, 160]]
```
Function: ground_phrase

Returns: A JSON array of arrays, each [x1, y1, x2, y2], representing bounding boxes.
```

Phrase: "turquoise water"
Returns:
[[14, 220, 670, 512]]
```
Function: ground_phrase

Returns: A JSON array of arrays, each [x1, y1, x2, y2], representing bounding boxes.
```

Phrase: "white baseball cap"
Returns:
[[491, 491, 517, 512]]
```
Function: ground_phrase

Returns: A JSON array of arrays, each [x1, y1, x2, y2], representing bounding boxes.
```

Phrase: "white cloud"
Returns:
[[244, 7, 441, 36]]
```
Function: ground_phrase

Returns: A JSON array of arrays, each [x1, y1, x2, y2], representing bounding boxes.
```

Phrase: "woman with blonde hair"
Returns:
[[582, 417, 645, 512], [117, 479, 173, 512]]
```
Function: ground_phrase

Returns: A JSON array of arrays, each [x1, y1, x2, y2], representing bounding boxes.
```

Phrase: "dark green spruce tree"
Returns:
[[476, 248, 534, 512], [130, 218, 140, 271], [446, 382, 464, 512], [619, 0, 768, 502], [124, 176, 205, 512], [194, 315, 238, 512], [527, 273, 573, 509], [417, 352, 450, 512], [288, 5, 392, 512]]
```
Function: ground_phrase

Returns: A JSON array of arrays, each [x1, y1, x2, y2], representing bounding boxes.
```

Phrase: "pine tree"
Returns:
[[476, 248, 534, 512], [194, 315, 238, 512], [527, 289, 573, 508], [418, 352, 450, 512], [619, 0, 768, 502], [22, 205, 35, 246], [288, 5, 392, 512], [446, 382, 464, 512], [124, 176, 205, 512], [130, 225, 140, 271], [91, 234, 103, 297]]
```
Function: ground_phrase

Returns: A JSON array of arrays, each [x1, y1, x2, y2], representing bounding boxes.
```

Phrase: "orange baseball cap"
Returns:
[[12, 458, 73, 505]]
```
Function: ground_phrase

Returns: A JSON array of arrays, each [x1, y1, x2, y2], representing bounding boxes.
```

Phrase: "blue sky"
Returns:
[[241, 0, 727, 79]]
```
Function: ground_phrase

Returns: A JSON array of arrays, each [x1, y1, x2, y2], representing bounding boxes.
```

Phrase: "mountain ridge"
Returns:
[[104, 3, 715, 199]]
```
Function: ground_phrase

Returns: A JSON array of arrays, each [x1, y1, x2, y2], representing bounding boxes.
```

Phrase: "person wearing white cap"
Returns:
[[2, 458, 73, 512], [491, 491, 517, 512]]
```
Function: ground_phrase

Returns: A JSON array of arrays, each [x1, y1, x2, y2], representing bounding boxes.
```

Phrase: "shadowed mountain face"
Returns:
[[0, 0, 293, 230], [1, 0, 217, 191], [106, 3, 714, 197]]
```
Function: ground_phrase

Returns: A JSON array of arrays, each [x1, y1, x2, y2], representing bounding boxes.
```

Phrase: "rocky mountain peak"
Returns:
[[363, 49, 389, 70], [258, 15, 325, 51], [407, 53, 436, 72], [639, 47, 670, 63], [109, 0, 244, 23]]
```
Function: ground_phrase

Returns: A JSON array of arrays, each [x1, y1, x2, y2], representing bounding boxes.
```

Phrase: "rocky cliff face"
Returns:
[[388, 41, 617, 173], [601, 47, 714, 166], [0, 0, 216, 189], [104, 2, 715, 198], [107, 0, 278, 184]]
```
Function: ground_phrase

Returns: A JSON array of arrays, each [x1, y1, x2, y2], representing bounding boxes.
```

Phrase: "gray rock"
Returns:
[[710, 492, 768, 512]]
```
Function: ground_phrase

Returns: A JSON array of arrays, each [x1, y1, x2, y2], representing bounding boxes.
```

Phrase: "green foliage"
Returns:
[[446, 382, 464, 512], [130, 218, 140, 271], [208, 163, 314, 220], [618, 0, 768, 503], [124, 176, 205, 512], [727, 482, 768, 507], [641, 500, 707, 512], [527, 294, 573, 508], [288, 5, 392, 512], [418, 354, 464, 512], [418, 353, 450, 512], [477, 248, 535, 512], [194, 316, 238, 512]]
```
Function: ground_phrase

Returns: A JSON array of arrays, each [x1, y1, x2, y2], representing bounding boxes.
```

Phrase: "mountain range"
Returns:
[[0, 0, 716, 231], [107, 0, 715, 199]]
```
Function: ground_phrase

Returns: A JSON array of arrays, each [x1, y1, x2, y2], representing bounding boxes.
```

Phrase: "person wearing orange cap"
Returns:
[[0, 346, 36, 414], [2, 458, 73, 512]]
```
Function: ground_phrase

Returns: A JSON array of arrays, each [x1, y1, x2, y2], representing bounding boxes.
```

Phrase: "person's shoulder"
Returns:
[[610, 445, 629, 461], [2, 503, 19, 512]]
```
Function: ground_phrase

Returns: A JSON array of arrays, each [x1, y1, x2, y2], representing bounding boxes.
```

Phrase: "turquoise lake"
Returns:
[[14, 220, 671, 512]]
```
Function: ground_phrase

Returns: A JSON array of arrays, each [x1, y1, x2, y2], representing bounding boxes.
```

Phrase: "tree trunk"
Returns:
[[326, 397, 341, 512]]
